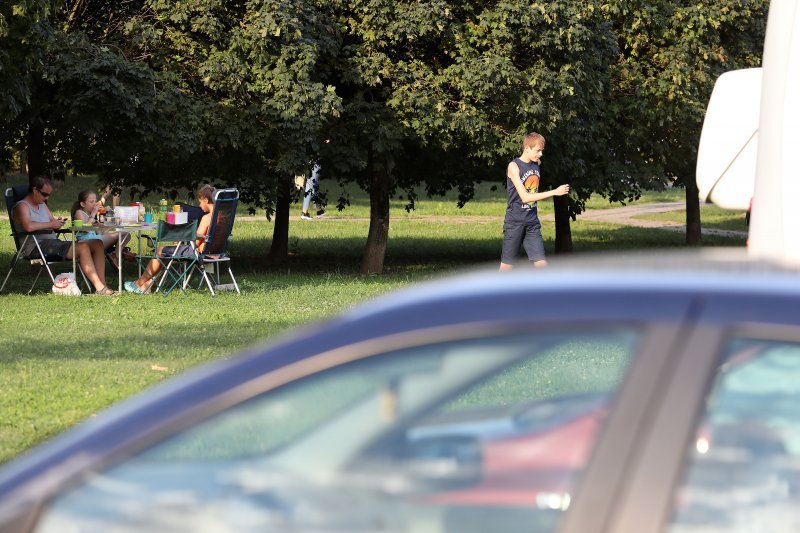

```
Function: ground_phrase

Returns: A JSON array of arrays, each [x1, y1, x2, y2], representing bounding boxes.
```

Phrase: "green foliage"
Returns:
[[0, 0, 768, 262], [0, 1, 54, 120], [605, 0, 768, 196]]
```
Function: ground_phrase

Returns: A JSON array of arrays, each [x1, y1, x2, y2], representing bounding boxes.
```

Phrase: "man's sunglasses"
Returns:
[[36, 188, 51, 198]]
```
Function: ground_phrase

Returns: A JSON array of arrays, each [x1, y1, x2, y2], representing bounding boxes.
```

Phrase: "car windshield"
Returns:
[[36, 328, 639, 533]]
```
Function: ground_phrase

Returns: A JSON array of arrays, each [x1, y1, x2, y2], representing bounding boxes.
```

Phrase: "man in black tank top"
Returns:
[[499, 132, 570, 270]]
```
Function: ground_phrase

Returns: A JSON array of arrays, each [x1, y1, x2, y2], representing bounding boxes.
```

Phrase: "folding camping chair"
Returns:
[[136, 220, 198, 296], [183, 188, 240, 296], [1, 185, 88, 294]]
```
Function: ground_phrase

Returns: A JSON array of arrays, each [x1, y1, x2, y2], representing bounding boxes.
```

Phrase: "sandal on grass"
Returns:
[[94, 286, 118, 296]]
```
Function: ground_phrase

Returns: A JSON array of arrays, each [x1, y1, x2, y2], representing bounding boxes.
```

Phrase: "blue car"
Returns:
[[3, 253, 800, 533]]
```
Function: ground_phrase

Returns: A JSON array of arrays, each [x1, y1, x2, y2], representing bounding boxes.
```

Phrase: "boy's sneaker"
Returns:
[[316, 209, 326, 219], [300, 212, 313, 220]]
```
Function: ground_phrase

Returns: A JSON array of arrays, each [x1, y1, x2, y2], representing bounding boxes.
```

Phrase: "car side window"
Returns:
[[668, 339, 800, 533], [36, 329, 639, 533]]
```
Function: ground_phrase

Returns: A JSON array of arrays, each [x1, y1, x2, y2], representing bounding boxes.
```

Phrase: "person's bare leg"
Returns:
[[135, 257, 162, 290], [89, 240, 106, 279], [68, 243, 106, 291], [499, 262, 514, 271], [101, 233, 118, 250], [533, 259, 548, 268]]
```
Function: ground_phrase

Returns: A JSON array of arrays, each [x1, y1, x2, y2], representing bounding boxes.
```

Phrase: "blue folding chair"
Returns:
[[183, 188, 240, 295]]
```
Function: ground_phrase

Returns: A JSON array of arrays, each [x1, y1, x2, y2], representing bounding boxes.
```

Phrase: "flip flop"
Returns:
[[94, 286, 118, 296], [124, 280, 153, 295]]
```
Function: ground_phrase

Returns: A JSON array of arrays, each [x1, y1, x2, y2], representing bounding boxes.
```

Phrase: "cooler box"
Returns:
[[166, 212, 188, 224]]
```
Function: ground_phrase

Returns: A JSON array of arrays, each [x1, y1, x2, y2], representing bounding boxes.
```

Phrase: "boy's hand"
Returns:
[[555, 184, 570, 196]]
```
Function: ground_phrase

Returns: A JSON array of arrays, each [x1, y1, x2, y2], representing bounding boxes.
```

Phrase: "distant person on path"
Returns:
[[499, 132, 570, 270], [13, 176, 116, 294], [300, 164, 326, 220]]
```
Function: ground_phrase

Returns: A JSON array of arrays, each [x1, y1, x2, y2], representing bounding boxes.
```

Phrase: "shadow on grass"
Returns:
[[2, 317, 301, 362]]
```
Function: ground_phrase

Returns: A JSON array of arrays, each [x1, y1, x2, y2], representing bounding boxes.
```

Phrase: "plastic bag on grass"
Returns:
[[52, 273, 81, 296]]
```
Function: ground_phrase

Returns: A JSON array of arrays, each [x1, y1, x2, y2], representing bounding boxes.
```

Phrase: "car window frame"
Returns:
[[591, 321, 800, 533]]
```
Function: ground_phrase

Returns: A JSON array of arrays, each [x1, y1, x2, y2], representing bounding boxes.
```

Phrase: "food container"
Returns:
[[114, 206, 139, 224]]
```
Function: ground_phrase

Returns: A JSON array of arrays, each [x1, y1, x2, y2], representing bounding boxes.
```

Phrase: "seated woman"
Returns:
[[124, 185, 215, 294], [71, 190, 133, 269], [13, 176, 116, 295]]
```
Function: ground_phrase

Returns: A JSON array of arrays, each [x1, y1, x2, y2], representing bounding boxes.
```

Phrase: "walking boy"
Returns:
[[500, 132, 570, 270]]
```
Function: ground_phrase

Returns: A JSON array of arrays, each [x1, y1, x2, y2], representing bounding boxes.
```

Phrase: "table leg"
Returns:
[[72, 230, 77, 287], [118, 231, 123, 293], [137, 230, 143, 278]]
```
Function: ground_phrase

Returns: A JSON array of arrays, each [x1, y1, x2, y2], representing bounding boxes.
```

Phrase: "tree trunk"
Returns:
[[361, 162, 391, 274], [685, 179, 702, 246], [26, 121, 45, 180], [267, 177, 292, 262], [553, 196, 573, 254]]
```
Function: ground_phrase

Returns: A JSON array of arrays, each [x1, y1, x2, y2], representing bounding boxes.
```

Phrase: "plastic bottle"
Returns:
[[138, 202, 146, 222], [159, 199, 168, 221]]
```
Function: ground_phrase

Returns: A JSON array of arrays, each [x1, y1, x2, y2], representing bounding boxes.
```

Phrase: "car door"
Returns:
[[572, 290, 800, 533]]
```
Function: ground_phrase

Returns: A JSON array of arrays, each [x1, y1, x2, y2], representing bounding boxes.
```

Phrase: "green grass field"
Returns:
[[0, 175, 746, 462]]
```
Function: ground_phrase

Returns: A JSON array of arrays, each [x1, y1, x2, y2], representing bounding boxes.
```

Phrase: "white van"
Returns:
[[696, 0, 800, 263]]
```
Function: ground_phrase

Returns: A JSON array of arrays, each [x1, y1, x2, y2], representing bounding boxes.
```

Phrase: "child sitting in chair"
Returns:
[[71, 190, 133, 269], [124, 185, 215, 294]]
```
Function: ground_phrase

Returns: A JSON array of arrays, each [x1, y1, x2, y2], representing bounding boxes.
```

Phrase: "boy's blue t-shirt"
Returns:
[[505, 158, 541, 224]]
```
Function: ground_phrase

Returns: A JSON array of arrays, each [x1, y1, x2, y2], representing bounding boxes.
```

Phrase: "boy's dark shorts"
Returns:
[[161, 244, 195, 257], [501, 220, 546, 264]]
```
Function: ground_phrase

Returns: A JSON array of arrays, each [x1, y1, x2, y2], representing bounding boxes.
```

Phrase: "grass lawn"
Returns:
[[0, 175, 745, 463]]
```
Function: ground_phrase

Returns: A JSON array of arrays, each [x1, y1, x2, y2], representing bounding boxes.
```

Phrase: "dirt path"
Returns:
[[559, 201, 748, 238]]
